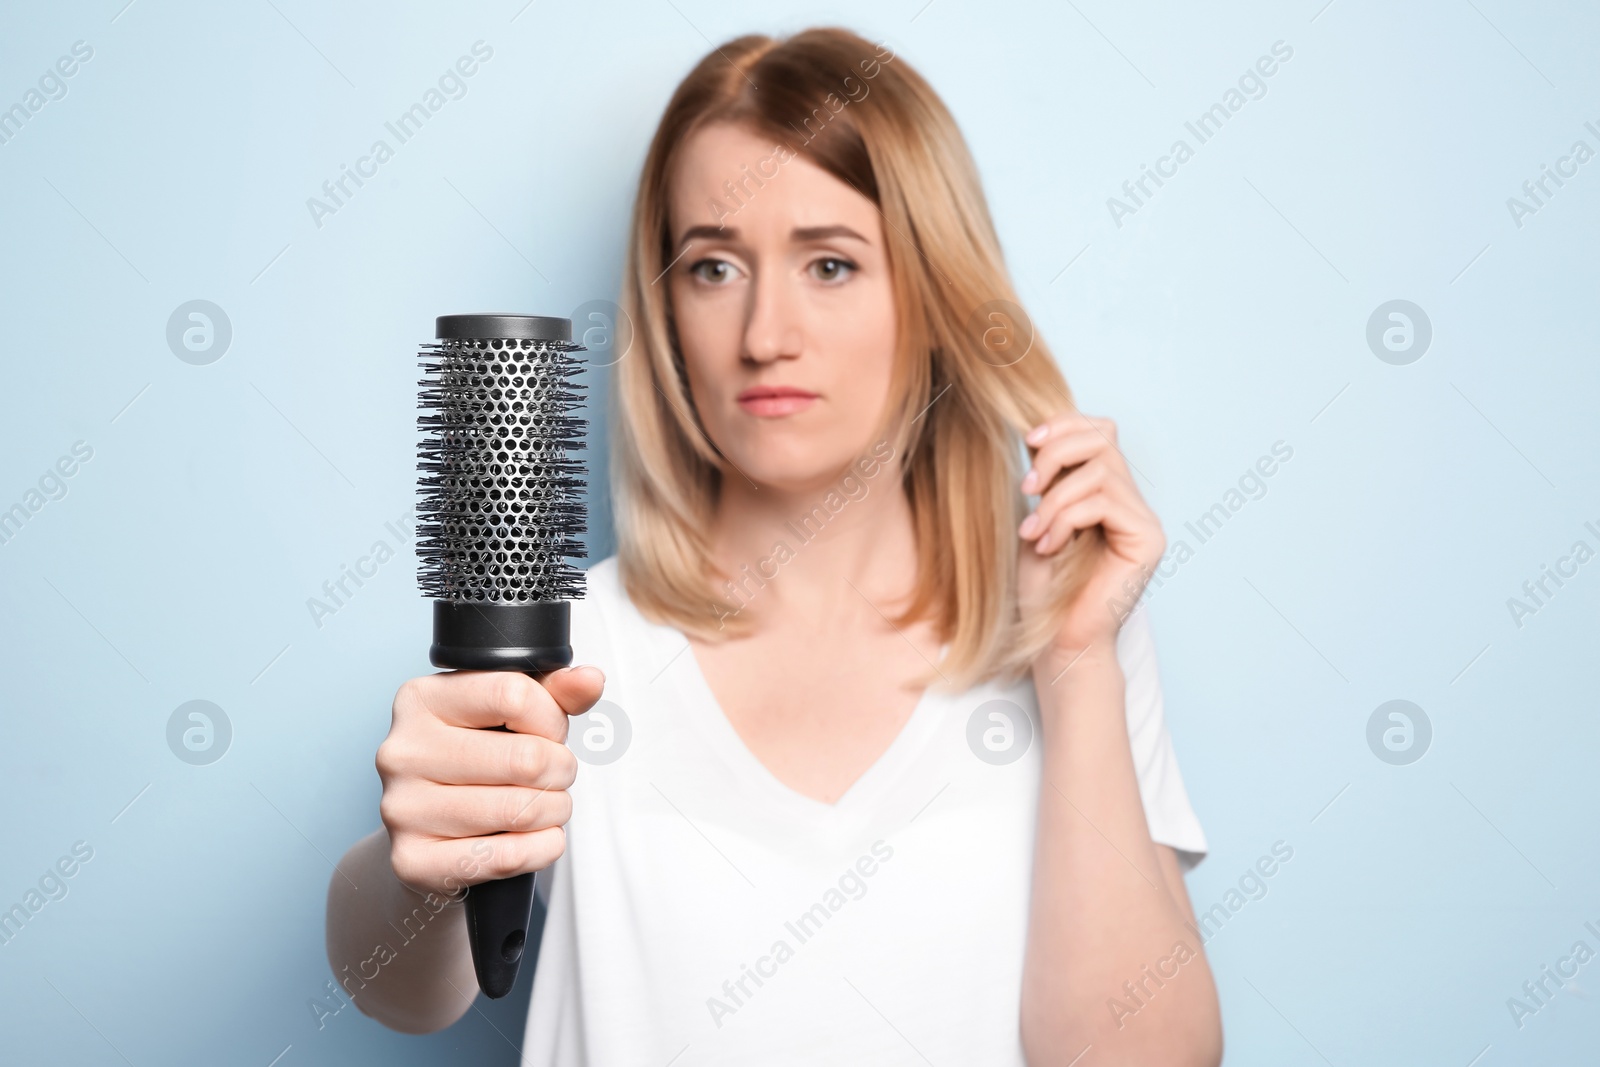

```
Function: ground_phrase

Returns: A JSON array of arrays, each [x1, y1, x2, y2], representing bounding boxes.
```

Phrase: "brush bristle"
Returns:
[[416, 337, 587, 603]]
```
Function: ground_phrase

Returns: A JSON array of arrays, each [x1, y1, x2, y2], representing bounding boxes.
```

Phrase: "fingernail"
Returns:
[[1026, 424, 1049, 445], [1019, 513, 1040, 538], [1020, 469, 1039, 493]]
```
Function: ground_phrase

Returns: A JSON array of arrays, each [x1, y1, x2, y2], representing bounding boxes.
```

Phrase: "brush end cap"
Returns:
[[435, 314, 572, 342], [429, 599, 574, 673]]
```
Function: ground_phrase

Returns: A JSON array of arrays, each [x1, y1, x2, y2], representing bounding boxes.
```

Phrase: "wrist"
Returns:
[[1032, 638, 1122, 690]]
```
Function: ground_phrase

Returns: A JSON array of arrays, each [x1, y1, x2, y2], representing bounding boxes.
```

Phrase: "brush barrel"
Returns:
[[416, 314, 588, 609]]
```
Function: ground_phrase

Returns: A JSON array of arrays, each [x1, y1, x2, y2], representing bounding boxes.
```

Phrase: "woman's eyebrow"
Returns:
[[674, 223, 870, 246], [791, 224, 868, 243]]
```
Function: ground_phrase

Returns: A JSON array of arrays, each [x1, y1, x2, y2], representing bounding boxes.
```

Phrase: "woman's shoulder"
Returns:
[[570, 553, 672, 657], [568, 554, 627, 673], [572, 554, 628, 630], [579, 553, 623, 601], [569, 554, 692, 699]]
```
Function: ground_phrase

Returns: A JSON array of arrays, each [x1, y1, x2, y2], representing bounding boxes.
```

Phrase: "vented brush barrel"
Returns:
[[419, 313, 587, 607], [416, 312, 588, 1000]]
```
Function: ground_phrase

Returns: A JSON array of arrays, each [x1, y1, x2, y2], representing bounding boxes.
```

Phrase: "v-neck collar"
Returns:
[[650, 622, 951, 821]]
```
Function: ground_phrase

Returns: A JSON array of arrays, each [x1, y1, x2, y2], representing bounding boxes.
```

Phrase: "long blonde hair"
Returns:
[[610, 26, 1105, 691]]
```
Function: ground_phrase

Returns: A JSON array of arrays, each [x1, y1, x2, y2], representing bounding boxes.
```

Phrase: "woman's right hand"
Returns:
[[375, 666, 606, 900]]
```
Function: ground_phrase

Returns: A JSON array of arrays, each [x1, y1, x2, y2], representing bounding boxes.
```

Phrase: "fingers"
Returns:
[[1020, 430, 1099, 494], [390, 827, 568, 894], [401, 666, 603, 739], [1021, 444, 1154, 549], [1028, 492, 1120, 554], [382, 781, 573, 838], [378, 724, 578, 789], [1026, 411, 1118, 452], [1021, 459, 1107, 541], [1020, 414, 1165, 559], [1033, 485, 1157, 556], [379, 665, 603, 899], [1021, 458, 1144, 547], [1021, 419, 1129, 496]]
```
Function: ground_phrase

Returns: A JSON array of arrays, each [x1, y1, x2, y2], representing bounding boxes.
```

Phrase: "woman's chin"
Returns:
[[724, 455, 859, 497]]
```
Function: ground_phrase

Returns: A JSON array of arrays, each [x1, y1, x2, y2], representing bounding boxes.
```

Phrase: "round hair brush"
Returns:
[[416, 313, 587, 999]]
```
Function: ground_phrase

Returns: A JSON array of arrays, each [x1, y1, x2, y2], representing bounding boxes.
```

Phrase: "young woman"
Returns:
[[328, 26, 1221, 1066]]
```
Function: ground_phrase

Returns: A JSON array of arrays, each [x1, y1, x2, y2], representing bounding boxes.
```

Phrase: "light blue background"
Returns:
[[2, 0, 1596, 1063]]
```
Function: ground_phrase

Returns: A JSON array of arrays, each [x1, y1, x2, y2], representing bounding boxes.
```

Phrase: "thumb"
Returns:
[[542, 664, 606, 717]]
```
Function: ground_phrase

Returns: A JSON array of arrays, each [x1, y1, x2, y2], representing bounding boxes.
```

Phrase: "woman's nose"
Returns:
[[742, 267, 803, 364]]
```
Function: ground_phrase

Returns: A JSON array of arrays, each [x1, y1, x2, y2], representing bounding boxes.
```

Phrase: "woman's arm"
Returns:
[[1013, 412, 1221, 1066], [324, 666, 602, 1032], [325, 827, 477, 1034], [1019, 649, 1220, 1065]]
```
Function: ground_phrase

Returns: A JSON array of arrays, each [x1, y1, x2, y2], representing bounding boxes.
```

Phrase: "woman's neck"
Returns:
[[709, 461, 918, 628]]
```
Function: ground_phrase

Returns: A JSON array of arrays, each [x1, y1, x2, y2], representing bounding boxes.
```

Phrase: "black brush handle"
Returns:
[[431, 601, 573, 1000], [466, 870, 535, 1000], [464, 732, 537, 1001]]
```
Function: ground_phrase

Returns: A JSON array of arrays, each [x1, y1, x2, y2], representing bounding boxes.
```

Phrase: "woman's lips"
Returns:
[[737, 387, 817, 417]]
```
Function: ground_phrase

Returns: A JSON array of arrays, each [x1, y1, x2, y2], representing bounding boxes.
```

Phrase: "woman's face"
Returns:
[[666, 122, 899, 494]]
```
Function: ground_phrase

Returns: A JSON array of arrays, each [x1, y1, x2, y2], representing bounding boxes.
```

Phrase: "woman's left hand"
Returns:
[[1015, 411, 1166, 660]]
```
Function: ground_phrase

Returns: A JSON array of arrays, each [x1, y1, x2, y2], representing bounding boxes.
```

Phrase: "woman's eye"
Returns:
[[811, 257, 855, 283], [689, 259, 739, 284]]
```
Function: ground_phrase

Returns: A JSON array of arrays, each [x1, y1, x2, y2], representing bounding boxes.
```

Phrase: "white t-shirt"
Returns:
[[522, 555, 1206, 1065]]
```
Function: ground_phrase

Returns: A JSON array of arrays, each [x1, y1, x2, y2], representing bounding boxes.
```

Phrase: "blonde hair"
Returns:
[[610, 26, 1105, 691]]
